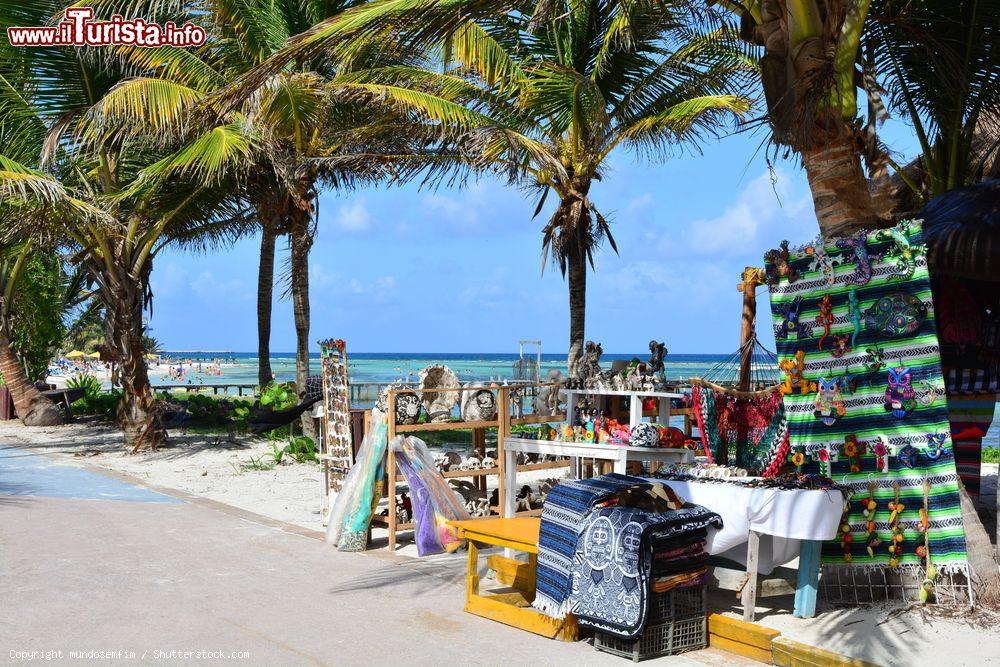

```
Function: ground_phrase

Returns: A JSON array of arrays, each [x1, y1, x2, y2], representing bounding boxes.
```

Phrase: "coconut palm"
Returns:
[[865, 0, 1000, 210], [0, 0, 255, 448], [105, 0, 421, 413], [231, 0, 753, 373], [707, 0, 890, 235]]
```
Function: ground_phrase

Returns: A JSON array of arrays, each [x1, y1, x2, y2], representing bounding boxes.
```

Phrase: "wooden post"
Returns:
[[733, 267, 765, 466], [741, 530, 760, 622], [497, 386, 510, 515], [793, 540, 822, 618], [387, 390, 398, 551]]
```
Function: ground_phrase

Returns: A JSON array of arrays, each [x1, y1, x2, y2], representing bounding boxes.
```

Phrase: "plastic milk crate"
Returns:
[[594, 587, 708, 662]]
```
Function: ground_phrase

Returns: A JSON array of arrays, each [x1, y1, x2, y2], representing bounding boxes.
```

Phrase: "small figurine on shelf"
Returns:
[[397, 492, 412, 523], [515, 485, 533, 512]]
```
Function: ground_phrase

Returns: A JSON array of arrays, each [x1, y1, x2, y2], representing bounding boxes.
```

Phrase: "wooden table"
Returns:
[[501, 438, 693, 516], [448, 518, 578, 641]]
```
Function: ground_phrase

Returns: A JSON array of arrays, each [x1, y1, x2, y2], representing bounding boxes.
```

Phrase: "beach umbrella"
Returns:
[[145, 353, 158, 359], [65, 350, 86, 358]]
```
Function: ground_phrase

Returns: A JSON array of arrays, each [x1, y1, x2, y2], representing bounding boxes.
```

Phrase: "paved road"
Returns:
[[0, 445, 750, 667]]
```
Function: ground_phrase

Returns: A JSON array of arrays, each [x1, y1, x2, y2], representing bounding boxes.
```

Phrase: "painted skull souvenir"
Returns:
[[629, 422, 660, 448]]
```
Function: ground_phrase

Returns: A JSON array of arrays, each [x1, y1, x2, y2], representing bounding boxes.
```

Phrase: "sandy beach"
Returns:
[[1, 418, 997, 664]]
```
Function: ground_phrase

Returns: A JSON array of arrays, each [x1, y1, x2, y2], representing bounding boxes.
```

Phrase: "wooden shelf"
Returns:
[[394, 418, 499, 432], [510, 413, 566, 425], [393, 459, 570, 483]]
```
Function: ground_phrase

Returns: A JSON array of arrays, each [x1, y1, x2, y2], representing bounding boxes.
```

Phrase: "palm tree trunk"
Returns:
[[565, 229, 587, 377], [103, 268, 164, 452], [257, 227, 276, 387], [0, 332, 62, 426], [288, 213, 315, 439], [801, 130, 883, 239]]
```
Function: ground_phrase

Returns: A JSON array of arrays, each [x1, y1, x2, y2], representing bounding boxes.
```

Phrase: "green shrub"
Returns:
[[285, 435, 317, 463], [66, 373, 102, 399], [71, 390, 120, 420], [983, 447, 999, 464]]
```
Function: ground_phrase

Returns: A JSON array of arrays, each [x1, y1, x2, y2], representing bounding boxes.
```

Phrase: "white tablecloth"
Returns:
[[649, 478, 844, 575]]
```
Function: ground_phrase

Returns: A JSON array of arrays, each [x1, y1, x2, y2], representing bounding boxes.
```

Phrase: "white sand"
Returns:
[[2, 418, 998, 662], [0, 420, 567, 544]]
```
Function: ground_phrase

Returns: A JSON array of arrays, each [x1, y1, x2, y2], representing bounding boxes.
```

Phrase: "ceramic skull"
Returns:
[[629, 422, 660, 448]]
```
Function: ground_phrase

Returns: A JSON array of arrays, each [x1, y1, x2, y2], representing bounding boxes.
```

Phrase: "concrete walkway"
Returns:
[[0, 445, 749, 666]]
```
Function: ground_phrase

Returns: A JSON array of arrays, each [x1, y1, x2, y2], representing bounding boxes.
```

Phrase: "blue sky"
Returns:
[[150, 122, 919, 355]]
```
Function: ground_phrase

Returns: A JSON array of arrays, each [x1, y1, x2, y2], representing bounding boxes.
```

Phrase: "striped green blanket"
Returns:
[[766, 220, 968, 572]]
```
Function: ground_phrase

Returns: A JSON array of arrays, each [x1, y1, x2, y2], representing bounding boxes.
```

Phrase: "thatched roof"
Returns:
[[921, 180, 1000, 280]]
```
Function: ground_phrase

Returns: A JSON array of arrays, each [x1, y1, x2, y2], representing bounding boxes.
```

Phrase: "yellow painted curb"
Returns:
[[708, 614, 883, 667], [708, 614, 780, 663], [771, 637, 882, 667]]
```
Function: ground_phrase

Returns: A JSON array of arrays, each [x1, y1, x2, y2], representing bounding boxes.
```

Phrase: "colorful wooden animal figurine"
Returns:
[[814, 376, 848, 426], [804, 236, 841, 285], [863, 344, 887, 372], [835, 228, 881, 286], [764, 240, 800, 285], [816, 294, 834, 350], [884, 366, 917, 418], [924, 432, 948, 460], [830, 334, 852, 358], [916, 380, 944, 406], [876, 222, 924, 281], [776, 295, 812, 339], [847, 288, 863, 348], [779, 350, 816, 395], [864, 293, 927, 337]]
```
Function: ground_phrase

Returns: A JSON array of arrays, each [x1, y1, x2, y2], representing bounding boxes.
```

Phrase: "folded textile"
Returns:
[[534, 473, 653, 617], [569, 504, 723, 640], [650, 528, 708, 553], [651, 568, 708, 594], [651, 553, 709, 576], [652, 540, 706, 561]]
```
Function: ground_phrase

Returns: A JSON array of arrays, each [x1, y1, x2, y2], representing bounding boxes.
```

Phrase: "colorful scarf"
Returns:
[[766, 220, 969, 572]]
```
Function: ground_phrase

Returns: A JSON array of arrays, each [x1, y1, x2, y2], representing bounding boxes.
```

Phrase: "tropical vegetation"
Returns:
[[0, 0, 995, 446]]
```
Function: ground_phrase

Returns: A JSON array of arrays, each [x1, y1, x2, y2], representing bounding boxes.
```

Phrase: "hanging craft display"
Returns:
[[765, 220, 969, 575], [319, 339, 353, 493]]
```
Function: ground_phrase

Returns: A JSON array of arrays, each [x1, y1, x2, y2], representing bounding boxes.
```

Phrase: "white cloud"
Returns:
[[334, 199, 372, 232], [683, 169, 814, 256]]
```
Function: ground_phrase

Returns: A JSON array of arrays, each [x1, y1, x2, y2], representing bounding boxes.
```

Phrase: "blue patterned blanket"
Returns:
[[533, 473, 647, 617], [569, 505, 722, 639]]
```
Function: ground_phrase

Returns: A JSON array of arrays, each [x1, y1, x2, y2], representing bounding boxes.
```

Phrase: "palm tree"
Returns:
[[0, 0, 255, 448], [239, 0, 752, 372], [711, 0, 889, 236], [865, 0, 999, 209], [0, 243, 63, 426]]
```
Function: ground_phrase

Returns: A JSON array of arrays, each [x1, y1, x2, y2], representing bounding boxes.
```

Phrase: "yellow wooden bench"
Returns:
[[449, 518, 579, 641]]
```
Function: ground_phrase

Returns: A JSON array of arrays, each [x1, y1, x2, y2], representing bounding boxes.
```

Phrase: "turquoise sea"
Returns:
[[153, 351, 741, 386], [153, 351, 998, 450]]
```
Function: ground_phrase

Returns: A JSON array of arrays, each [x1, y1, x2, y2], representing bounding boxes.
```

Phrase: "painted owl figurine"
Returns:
[[813, 377, 847, 426], [884, 367, 916, 418]]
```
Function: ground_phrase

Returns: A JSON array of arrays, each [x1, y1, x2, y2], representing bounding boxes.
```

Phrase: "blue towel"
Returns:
[[533, 473, 648, 617]]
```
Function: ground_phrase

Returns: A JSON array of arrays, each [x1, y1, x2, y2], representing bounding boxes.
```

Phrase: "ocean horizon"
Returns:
[[153, 351, 739, 386]]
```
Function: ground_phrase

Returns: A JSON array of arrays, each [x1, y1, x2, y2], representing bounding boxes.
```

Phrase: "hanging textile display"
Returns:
[[326, 408, 389, 551], [765, 220, 969, 575], [691, 382, 789, 476], [319, 339, 354, 493], [391, 435, 470, 556], [944, 393, 997, 497]]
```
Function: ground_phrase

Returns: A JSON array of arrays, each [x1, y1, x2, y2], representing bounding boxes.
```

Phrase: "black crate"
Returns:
[[594, 614, 707, 662], [649, 585, 706, 623]]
